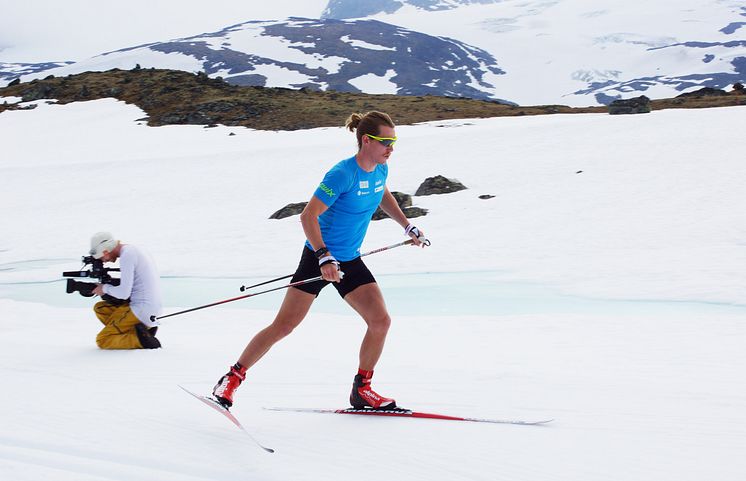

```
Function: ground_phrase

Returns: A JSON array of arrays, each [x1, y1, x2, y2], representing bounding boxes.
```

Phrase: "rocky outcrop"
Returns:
[[372, 191, 427, 220], [608, 95, 651, 115], [676, 87, 729, 98], [415, 175, 467, 196], [269, 202, 307, 219]]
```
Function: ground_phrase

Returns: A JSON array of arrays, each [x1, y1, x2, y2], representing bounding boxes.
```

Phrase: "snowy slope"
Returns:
[[0, 61, 73, 85], [1, 100, 746, 480], [362, 0, 746, 105]]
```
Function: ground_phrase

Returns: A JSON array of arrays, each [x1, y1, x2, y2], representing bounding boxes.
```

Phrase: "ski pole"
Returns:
[[237, 238, 428, 291], [151, 275, 324, 322], [239, 273, 294, 292], [153, 238, 431, 322]]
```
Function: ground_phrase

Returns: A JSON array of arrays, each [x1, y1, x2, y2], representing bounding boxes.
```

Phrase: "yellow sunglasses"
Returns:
[[366, 134, 397, 147]]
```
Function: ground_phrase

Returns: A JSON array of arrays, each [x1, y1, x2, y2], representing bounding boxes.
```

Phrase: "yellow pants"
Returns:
[[94, 301, 144, 349]]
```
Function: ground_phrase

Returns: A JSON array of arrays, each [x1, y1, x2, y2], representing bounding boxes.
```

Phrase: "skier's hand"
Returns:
[[92, 284, 105, 296], [319, 254, 343, 283], [405, 224, 430, 247]]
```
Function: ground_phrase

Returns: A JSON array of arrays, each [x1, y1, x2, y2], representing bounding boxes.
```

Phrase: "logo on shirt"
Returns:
[[319, 183, 335, 197], [359, 181, 369, 189]]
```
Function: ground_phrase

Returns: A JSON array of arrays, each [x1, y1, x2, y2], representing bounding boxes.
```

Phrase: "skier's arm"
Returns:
[[300, 196, 329, 252], [300, 196, 341, 283], [102, 251, 134, 299], [379, 187, 409, 229], [379, 187, 427, 246]]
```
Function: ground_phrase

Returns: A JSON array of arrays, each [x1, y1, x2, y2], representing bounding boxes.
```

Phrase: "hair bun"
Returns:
[[345, 113, 363, 132]]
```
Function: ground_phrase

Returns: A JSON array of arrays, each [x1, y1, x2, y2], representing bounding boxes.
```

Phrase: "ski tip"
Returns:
[[521, 418, 554, 425]]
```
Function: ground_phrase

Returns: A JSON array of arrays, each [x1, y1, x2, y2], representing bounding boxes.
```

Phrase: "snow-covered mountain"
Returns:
[[7, 18, 506, 101], [321, 0, 501, 18], [0, 61, 73, 86], [2, 1, 744, 106], [359, 0, 746, 105]]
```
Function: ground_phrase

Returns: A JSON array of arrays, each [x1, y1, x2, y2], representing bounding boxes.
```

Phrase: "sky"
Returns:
[[0, 0, 328, 62]]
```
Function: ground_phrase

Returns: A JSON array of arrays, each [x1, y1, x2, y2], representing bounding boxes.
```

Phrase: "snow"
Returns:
[[1, 99, 746, 480], [347, 69, 399, 94], [372, 0, 746, 105], [199, 21, 349, 77], [30, 49, 206, 78], [340, 35, 397, 51], [0, 95, 22, 104]]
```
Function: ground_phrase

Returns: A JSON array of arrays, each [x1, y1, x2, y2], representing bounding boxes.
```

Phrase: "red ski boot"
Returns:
[[350, 370, 396, 410], [212, 363, 246, 408]]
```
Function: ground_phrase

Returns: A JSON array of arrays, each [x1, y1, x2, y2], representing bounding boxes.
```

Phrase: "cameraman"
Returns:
[[89, 232, 163, 349]]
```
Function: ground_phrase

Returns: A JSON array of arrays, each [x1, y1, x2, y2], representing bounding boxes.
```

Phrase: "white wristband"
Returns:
[[318, 255, 338, 268]]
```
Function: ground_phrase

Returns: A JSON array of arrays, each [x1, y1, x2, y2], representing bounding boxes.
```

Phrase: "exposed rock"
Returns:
[[21, 83, 56, 101], [608, 95, 651, 115], [198, 100, 238, 112], [478, 194, 495, 200], [269, 202, 307, 219], [415, 175, 467, 196], [400, 206, 428, 219], [676, 87, 728, 98], [390, 191, 412, 208], [371, 191, 427, 220]]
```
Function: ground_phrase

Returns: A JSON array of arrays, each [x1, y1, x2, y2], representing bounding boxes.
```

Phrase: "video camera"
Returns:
[[63, 256, 126, 304]]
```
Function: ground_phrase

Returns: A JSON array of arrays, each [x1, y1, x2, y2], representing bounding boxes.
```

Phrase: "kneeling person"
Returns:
[[90, 232, 163, 349]]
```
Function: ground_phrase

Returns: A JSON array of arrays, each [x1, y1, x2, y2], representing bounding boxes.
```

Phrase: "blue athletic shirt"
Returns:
[[305, 155, 388, 261]]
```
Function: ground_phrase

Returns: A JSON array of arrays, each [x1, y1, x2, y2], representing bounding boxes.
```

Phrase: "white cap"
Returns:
[[90, 232, 118, 259]]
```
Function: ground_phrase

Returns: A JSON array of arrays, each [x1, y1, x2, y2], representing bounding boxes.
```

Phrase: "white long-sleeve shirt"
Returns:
[[102, 245, 162, 327]]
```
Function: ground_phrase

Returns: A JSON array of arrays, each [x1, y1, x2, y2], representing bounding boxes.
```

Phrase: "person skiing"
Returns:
[[212, 111, 428, 410]]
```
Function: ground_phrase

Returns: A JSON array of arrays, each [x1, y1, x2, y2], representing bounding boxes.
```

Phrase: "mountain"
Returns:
[[321, 0, 500, 19], [0, 61, 73, 86], [6, 18, 508, 102], [2, 1, 744, 106], [351, 0, 746, 105]]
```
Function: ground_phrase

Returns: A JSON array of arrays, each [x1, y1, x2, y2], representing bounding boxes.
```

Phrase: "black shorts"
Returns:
[[291, 246, 376, 298]]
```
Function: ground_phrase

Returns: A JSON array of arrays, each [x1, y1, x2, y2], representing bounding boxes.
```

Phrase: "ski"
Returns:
[[264, 406, 553, 426], [179, 385, 274, 453]]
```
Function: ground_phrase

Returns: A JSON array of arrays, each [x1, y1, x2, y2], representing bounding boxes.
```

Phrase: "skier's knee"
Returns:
[[368, 314, 391, 336]]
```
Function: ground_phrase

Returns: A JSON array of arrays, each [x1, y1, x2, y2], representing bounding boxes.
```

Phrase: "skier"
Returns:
[[213, 111, 428, 409]]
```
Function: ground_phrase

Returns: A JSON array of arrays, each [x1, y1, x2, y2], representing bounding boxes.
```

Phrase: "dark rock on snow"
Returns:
[[608, 95, 651, 115], [415, 175, 467, 196]]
